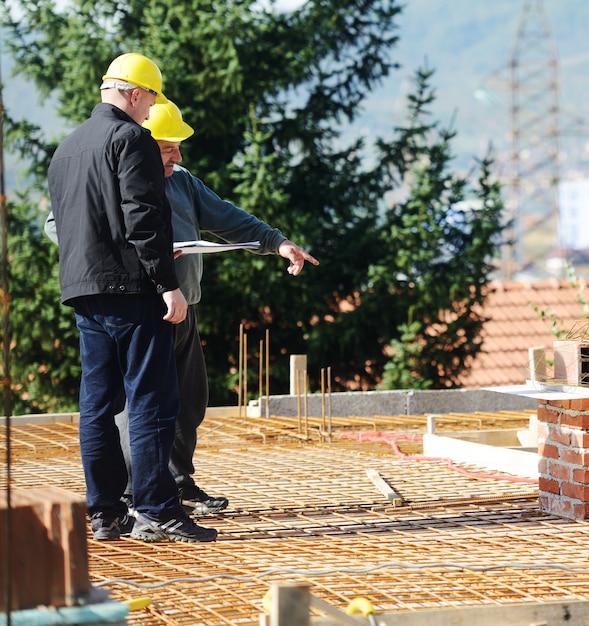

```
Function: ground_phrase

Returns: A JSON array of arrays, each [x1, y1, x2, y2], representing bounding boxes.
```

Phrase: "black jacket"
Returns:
[[48, 103, 179, 306]]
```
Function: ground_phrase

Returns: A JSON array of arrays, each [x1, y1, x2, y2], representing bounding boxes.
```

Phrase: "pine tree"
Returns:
[[1, 1, 505, 408]]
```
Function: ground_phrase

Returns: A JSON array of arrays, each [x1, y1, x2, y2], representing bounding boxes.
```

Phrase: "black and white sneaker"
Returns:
[[131, 511, 218, 543], [90, 511, 135, 540], [179, 485, 229, 516]]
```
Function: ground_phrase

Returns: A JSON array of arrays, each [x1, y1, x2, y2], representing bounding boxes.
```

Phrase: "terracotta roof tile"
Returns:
[[461, 279, 589, 388]]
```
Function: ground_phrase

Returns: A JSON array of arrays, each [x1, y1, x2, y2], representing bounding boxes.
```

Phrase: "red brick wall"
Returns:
[[537, 398, 589, 520]]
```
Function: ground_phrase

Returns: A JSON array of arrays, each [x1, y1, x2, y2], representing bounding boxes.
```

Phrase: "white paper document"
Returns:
[[173, 240, 261, 254]]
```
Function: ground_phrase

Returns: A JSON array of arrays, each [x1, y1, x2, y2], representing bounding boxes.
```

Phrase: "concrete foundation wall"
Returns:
[[261, 388, 536, 418]]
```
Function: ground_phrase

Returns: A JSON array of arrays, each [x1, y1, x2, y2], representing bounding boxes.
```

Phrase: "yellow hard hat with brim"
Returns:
[[143, 101, 194, 142], [102, 52, 168, 104]]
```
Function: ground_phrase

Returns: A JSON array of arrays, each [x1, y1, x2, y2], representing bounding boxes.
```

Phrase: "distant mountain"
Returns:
[[346, 0, 589, 177], [4, 0, 589, 191]]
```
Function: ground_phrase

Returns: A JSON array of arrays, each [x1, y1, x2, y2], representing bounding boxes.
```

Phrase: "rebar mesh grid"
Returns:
[[5, 409, 589, 625]]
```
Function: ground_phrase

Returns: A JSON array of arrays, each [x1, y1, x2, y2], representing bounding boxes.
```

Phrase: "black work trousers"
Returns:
[[116, 305, 208, 492]]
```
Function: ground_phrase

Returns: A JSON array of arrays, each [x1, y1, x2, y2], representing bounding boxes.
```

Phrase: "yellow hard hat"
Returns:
[[102, 53, 167, 103], [143, 101, 195, 142]]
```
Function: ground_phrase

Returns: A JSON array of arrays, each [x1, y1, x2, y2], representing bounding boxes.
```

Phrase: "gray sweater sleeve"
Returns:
[[168, 166, 287, 254], [167, 166, 287, 304]]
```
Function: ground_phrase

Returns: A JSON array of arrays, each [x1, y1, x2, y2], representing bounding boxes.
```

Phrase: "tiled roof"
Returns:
[[461, 278, 589, 388]]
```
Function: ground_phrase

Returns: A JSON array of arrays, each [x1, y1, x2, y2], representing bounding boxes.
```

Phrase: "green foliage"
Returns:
[[1, 0, 506, 408], [370, 67, 506, 389], [531, 263, 589, 341], [379, 319, 432, 390], [2, 114, 58, 189], [2, 193, 80, 413], [2, 0, 404, 405]]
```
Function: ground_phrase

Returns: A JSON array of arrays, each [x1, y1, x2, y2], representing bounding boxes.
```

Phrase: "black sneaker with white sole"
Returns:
[[131, 511, 218, 543], [90, 511, 135, 540], [179, 484, 229, 515]]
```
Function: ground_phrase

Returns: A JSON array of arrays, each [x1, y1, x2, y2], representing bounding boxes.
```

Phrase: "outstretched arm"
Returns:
[[277, 240, 319, 276]]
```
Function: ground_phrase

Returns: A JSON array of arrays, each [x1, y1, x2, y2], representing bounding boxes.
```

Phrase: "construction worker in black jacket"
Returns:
[[48, 52, 217, 543]]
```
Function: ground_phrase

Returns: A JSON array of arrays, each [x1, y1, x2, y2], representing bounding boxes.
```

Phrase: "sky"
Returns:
[[263, 0, 306, 11], [279, 0, 304, 9]]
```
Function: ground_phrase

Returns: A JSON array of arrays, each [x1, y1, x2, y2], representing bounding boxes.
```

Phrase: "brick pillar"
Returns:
[[537, 398, 589, 520]]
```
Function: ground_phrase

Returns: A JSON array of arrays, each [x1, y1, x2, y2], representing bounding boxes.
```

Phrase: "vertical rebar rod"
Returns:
[[243, 331, 248, 417], [303, 369, 308, 438], [0, 42, 13, 625], [327, 366, 332, 443], [296, 370, 301, 434], [258, 339, 263, 408], [265, 329, 270, 419], [320, 367, 326, 438], [238, 324, 244, 418]]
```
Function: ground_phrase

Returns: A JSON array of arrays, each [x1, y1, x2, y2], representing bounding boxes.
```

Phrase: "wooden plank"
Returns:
[[0, 486, 89, 611], [311, 599, 589, 626], [365, 469, 403, 506], [270, 582, 310, 626]]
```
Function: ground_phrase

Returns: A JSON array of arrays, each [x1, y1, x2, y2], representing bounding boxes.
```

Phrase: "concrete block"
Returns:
[[553, 340, 589, 385]]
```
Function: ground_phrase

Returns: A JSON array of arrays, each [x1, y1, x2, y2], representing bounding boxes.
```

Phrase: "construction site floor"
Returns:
[[3, 408, 589, 625]]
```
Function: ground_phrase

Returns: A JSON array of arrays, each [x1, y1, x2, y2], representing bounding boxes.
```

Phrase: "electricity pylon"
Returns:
[[485, 0, 563, 278], [507, 0, 561, 278]]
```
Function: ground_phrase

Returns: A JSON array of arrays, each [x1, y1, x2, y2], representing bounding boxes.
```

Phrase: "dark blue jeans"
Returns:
[[73, 294, 182, 519]]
